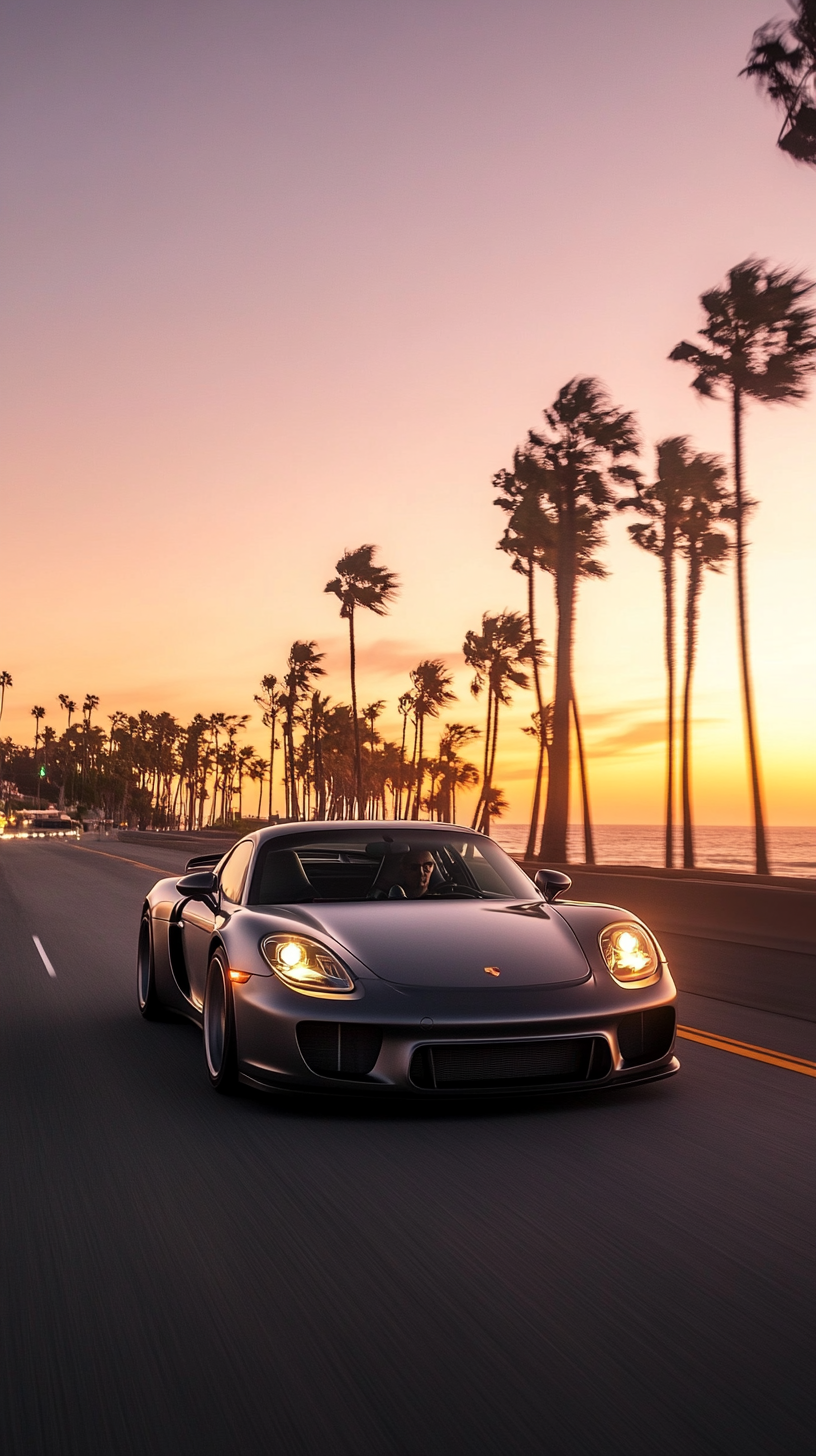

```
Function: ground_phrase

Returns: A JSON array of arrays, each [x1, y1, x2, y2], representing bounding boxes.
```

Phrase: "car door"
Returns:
[[182, 841, 254, 1007]]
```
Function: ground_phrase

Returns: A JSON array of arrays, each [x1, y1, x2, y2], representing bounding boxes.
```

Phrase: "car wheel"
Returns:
[[203, 951, 239, 1093], [137, 914, 164, 1020]]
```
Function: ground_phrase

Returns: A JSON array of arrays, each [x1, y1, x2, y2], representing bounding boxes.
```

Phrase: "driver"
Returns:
[[377, 848, 436, 898]]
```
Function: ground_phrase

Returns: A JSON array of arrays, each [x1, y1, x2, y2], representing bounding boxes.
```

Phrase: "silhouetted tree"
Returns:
[[514, 379, 639, 862], [281, 642, 324, 820], [325, 546, 399, 815], [255, 674, 283, 820], [743, 1, 816, 164], [494, 469, 553, 857], [464, 612, 531, 834], [671, 259, 816, 873], [678, 463, 731, 867], [405, 660, 456, 819], [619, 437, 718, 867]]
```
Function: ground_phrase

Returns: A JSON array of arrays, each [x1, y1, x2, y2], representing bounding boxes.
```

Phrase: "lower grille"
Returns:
[[410, 1036, 611, 1090], [617, 1007, 676, 1065], [296, 1022, 383, 1078]]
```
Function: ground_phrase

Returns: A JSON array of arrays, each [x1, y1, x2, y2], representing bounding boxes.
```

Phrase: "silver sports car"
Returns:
[[138, 822, 679, 1096]]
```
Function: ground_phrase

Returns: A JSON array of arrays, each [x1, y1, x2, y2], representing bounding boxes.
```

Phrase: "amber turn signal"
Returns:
[[228, 969, 251, 984]]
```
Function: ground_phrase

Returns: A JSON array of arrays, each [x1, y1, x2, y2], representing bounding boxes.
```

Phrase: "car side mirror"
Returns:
[[176, 870, 218, 901], [534, 869, 572, 902]]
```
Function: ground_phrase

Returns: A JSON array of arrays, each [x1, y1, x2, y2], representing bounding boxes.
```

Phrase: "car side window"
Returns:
[[219, 841, 254, 905]]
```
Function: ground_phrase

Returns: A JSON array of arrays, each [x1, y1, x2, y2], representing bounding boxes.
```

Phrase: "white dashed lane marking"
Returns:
[[32, 936, 57, 979]]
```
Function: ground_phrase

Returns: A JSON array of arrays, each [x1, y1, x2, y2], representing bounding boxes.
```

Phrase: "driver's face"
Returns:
[[402, 852, 434, 897]]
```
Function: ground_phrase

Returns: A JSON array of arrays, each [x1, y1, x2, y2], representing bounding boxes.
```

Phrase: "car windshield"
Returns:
[[248, 829, 536, 905]]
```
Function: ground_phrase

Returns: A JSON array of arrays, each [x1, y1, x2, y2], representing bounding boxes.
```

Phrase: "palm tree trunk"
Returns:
[[525, 558, 546, 859], [412, 715, 425, 820], [487, 692, 500, 793], [396, 714, 408, 818], [268, 723, 275, 820], [571, 688, 595, 864], [663, 543, 676, 868], [348, 612, 362, 816], [681, 552, 701, 868], [732, 386, 769, 875], [404, 713, 420, 819], [540, 557, 576, 861], [471, 685, 494, 829]]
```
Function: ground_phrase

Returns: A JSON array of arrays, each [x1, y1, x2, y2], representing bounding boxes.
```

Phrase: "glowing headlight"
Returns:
[[600, 922, 659, 983], [261, 935, 355, 993]]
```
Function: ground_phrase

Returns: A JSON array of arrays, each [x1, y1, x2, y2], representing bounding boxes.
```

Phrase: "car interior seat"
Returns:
[[256, 849, 315, 903]]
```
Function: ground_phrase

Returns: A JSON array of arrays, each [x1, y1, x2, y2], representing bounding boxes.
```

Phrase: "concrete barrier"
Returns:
[[520, 863, 816, 1022]]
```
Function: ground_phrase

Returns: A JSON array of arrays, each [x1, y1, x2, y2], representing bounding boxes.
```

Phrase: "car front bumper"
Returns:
[[233, 969, 679, 1095]]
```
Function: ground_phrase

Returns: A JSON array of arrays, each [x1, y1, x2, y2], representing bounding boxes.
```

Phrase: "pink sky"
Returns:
[[1, 0, 814, 825]]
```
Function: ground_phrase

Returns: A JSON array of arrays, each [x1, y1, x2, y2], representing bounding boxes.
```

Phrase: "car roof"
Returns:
[[252, 820, 485, 847]]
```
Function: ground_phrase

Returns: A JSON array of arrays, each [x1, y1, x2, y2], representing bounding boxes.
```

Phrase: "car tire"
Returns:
[[137, 914, 165, 1020], [203, 951, 239, 1094]]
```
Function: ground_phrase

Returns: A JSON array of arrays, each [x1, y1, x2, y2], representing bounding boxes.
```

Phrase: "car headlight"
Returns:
[[599, 922, 659, 983], [260, 935, 355, 994]]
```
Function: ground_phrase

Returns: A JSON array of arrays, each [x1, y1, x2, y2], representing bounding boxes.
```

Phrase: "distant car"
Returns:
[[138, 821, 679, 1096], [1, 811, 80, 840]]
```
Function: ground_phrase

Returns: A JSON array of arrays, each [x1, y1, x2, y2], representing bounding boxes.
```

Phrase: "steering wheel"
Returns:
[[430, 883, 483, 898]]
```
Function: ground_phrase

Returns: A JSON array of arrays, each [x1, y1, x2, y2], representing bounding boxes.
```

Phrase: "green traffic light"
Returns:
[[39, 765, 46, 778]]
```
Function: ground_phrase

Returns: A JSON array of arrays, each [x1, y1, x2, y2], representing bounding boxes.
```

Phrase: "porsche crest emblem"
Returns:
[[484, 966, 501, 977]]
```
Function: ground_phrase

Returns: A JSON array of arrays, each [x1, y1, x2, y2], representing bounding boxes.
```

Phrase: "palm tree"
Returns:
[[743, 1, 816, 164], [251, 757, 269, 819], [361, 700, 386, 813], [678, 465, 731, 868], [254, 675, 283, 821], [405, 661, 456, 819], [58, 694, 76, 729], [80, 694, 99, 796], [31, 706, 45, 804], [464, 612, 531, 833], [619, 437, 713, 868], [207, 713, 226, 824], [437, 723, 480, 823], [494, 469, 553, 858], [282, 642, 325, 820], [670, 259, 816, 873], [0, 671, 12, 725], [514, 379, 639, 861], [480, 785, 509, 837], [0, 672, 12, 808], [325, 546, 399, 814], [395, 690, 414, 818]]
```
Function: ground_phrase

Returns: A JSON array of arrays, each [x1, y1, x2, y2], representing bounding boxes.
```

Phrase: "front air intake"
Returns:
[[296, 1022, 383, 1078], [617, 1007, 676, 1064], [410, 1036, 611, 1090]]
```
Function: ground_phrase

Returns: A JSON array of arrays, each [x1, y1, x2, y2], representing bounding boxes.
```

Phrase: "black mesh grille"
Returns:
[[410, 1036, 610, 1090], [617, 1007, 676, 1065], [296, 1022, 383, 1078]]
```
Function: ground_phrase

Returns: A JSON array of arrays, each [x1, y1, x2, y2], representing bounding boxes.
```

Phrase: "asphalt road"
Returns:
[[1, 841, 814, 1456]]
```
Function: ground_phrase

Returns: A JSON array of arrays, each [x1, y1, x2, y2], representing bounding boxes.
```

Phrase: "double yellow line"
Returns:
[[678, 1025, 816, 1079]]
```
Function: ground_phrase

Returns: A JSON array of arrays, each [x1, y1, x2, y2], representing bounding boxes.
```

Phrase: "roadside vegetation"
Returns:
[[2, 226, 814, 864]]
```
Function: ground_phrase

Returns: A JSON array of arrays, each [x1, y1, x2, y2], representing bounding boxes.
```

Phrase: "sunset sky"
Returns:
[[1, 0, 814, 826]]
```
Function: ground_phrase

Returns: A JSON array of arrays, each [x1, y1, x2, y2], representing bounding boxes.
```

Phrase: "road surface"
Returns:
[[1, 840, 814, 1456]]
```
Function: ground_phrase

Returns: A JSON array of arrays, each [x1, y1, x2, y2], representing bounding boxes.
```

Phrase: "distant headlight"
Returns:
[[260, 935, 355, 994], [599, 922, 659, 983]]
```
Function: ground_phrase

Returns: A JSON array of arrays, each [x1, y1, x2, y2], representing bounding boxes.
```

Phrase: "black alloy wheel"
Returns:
[[137, 914, 164, 1020], [203, 952, 239, 1093]]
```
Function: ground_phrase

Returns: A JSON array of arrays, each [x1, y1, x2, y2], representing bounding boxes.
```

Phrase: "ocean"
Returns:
[[490, 824, 816, 879]]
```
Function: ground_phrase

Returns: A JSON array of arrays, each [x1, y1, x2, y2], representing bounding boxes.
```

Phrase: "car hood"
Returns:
[[289, 900, 591, 989]]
